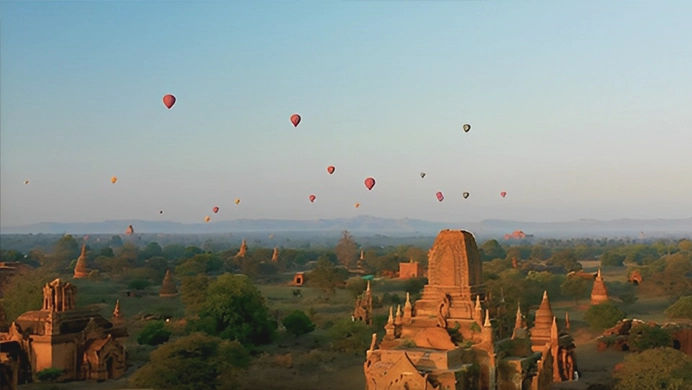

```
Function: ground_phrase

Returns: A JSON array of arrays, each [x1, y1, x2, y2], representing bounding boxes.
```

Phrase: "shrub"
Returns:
[[583, 303, 626, 332], [36, 368, 63, 382], [137, 320, 171, 346], [282, 310, 316, 337]]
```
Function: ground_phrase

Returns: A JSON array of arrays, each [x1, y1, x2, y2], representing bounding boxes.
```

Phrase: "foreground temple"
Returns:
[[364, 229, 566, 390], [0, 279, 128, 388]]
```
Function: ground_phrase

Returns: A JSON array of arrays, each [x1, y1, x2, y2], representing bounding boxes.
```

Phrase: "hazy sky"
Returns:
[[2, 1, 691, 227]]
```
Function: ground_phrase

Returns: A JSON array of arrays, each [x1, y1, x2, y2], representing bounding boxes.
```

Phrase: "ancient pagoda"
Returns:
[[73, 239, 90, 279], [236, 239, 248, 258], [590, 268, 609, 305], [159, 269, 178, 298]]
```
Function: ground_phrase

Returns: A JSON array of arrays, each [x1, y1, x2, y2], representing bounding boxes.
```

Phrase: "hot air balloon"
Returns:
[[269, 234, 275, 239], [436, 192, 445, 202], [204, 216, 211, 223], [125, 225, 134, 235], [355, 203, 360, 208], [159, 210, 164, 214], [420, 173, 426, 179], [290, 114, 301, 127], [463, 192, 470, 199], [463, 124, 471, 133], [213, 206, 220, 214], [235, 198, 241, 205], [24, 180, 29, 185], [309, 194, 316, 203], [364, 177, 376, 191], [500, 191, 507, 198], [111, 176, 118, 184], [327, 166, 335, 174], [163, 94, 176, 109]]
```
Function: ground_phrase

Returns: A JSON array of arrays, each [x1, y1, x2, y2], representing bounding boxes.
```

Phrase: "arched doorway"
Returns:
[[106, 357, 114, 379], [621, 344, 629, 352], [673, 339, 681, 350]]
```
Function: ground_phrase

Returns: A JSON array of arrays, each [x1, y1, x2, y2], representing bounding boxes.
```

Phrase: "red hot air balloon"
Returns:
[[364, 177, 376, 191], [500, 191, 507, 198], [327, 166, 335, 174], [163, 94, 176, 109], [213, 206, 220, 214], [290, 114, 301, 127], [309, 194, 316, 203], [436, 191, 444, 202]]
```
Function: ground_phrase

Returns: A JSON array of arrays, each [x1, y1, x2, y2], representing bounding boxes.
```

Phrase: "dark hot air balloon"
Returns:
[[327, 166, 335, 174], [290, 114, 301, 127], [364, 177, 376, 191], [500, 191, 507, 198], [24, 180, 29, 185], [463, 192, 470, 199], [159, 210, 164, 214], [163, 94, 176, 109], [436, 192, 444, 202], [463, 124, 471, 133], [213, 206, 219, 214], [309, 194, 316, 203], [420, 173, 426, 178]]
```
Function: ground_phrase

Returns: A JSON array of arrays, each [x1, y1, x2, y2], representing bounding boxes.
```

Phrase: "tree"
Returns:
[[335, 230, 358, 268], [583, 302, 626, 332], [307, 256, 347, 294], [140, 242, 163, 260], [282, 310, 316, 337], [601, 250, 626, 267], [51, 234, 79, 269], [613, 348, 692, 390], [128, 332, 251, 390], [480, 240, 506, 261], [628, 323, 673, 352], [137, 320, 172, 346], [560, 276, 590, 304], [665, 296, 692, 320], [0, 268, 58, 322], [547, 249, 582, 272], [190, 273, 276, 346], [180, 275, 210, 316]]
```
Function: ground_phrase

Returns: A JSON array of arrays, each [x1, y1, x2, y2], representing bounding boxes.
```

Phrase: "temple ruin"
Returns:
[[0, 278, 128, 388], [73, 240, 90, 279], [364, 229, 565, 390], [399, 259, 421, 279], [159, 269, 179, 298], [353, 281, 373, 325], [272, 247, 279, 263], [236, 239, 248, 258], [590, 268, 609, 305]]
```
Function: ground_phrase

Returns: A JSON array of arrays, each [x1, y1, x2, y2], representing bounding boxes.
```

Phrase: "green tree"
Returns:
[[137, 320, 172, 346], [560, 276, 591, 304], [282, 310, 316, 337], [613, 348, 692, 390], [480, 240, 506, 261], [99, 246, 114, 258], [180, 275, 210, 316], [335, 230, 358, 268], [601, 250, 626, 267], [128, 332, 251, 390], [629, 323, 673, 352], [51, 234, 80, 269], [327, 318, 372, 352], [547, 249, 582, 272], [191, 273, 276, 346], [665, 296, 692, 320], [140, 242, 163, 260], [583, 302, 626, 332], [307, 256, 347, 294], [0, 268, 58, 322], [162, 243, 186, 261]]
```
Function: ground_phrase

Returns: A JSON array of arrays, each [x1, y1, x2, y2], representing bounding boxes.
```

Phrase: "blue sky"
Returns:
[[1, 1, 691, 227]]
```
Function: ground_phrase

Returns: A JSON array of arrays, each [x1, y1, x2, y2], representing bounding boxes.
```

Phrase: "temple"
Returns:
[[236, 239, 248, 258], [73, 239, 90, 279], [353, 281, 373, 325], [363, 229, 574, 390], [159, 269, 179, 298], [272, 247, 279, 263], [0, 278, 128, 388], [590, 268, 609, 305]]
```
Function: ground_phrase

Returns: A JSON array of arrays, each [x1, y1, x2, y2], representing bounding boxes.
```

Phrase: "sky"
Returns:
[[1, 1, 691, 227]]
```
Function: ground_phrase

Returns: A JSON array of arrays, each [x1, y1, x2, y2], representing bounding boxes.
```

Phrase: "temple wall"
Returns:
[[399, 263, 420, 279], [52, 341, 78, 380]]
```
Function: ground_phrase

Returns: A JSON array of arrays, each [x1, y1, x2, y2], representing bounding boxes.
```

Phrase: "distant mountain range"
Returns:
[[1, 216, 691, 238]]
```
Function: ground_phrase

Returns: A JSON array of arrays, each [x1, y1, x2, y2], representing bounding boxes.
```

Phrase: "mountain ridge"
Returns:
[[2, 216, 691, 238]]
